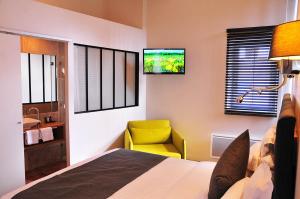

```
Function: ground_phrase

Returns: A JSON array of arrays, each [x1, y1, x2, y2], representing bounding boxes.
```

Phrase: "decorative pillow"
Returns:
[[208, 130, 250, 199], [130, 127, 171, 144], [221, 177, 250, 199], [247, 141, 262, 172], [243, 162, 273, 199]]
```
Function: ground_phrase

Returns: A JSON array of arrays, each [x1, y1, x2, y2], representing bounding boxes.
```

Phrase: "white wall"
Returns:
[[146, 0, 287, 160], [286, 0, 299, 21], [0, 0, 146, 188]]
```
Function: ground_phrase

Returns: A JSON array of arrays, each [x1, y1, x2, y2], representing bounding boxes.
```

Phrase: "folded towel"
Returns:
[[40, 127, 54, 142], [25, 129, 40, 145]]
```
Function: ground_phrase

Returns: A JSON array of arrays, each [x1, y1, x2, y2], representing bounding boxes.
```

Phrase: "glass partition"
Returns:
[[73, 44, 139, 113], [21, 53, 57, 104]]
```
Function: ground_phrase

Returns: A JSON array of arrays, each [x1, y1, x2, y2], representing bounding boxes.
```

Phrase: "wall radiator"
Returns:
[[211, 133, 260, 158]]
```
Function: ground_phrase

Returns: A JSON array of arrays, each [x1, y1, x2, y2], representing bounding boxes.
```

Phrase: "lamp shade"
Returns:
[[269, 20, 300, 60]]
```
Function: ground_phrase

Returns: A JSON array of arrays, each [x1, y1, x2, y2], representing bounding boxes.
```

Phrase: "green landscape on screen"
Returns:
[[144, 49, 185, 73]]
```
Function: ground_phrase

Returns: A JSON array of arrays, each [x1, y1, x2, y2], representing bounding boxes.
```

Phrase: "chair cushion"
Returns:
[[131, 127, 171, 144], [128, 120, 170, 129], [133, 144, 181, 159]]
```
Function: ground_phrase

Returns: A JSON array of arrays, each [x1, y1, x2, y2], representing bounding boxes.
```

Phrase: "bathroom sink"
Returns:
[[23, 117, 41, 129]]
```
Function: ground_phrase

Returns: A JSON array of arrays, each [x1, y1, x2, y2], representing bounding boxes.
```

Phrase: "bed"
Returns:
[[1, 94, 297, 199], [2, 149, 216, 199]]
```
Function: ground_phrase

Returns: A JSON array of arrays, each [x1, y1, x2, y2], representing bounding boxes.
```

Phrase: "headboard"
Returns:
[[273, 94, 297, 199]]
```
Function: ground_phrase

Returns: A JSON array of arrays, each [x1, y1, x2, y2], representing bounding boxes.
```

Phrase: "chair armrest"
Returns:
[[172, 129, 186, 159], [124, 129, 133, 150]]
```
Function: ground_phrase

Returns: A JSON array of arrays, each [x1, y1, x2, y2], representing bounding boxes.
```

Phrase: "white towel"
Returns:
[[25, 129, 40, 145], [40, 127, 54, 142]]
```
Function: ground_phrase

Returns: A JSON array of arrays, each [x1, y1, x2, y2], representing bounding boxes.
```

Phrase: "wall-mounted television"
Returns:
[[143, 48, 185, 74]]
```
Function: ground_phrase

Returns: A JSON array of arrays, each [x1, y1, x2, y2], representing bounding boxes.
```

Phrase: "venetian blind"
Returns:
[[225, 26, 279, 117]]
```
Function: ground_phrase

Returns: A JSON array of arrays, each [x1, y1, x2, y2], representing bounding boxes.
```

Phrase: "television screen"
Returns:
[[143, 48, 185, 74]]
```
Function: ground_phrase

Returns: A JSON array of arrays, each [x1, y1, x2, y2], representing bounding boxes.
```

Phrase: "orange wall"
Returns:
[[20, 36, 59, 55], [37, 0, 143, 28]]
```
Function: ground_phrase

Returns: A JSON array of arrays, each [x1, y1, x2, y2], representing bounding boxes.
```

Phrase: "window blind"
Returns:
[[225, 26, 279, 117]]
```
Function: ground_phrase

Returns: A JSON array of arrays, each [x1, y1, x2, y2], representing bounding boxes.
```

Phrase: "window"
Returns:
[[21, 53, 57, 104], [225, 26, 279, 117], [74, 44, 139, 113]]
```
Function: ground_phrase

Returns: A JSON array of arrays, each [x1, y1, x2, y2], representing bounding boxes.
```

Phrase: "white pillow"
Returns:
[[260, 125, 276, 157], [248, 141, 262, 171], [243, 163, 273, 199], [260, 154, 274, 169], [221, 177, 250, 199]]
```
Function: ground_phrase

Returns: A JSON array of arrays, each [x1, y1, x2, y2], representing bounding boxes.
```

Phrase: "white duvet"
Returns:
[[1, 149, 216, 199], [110, 158, 216, 199]]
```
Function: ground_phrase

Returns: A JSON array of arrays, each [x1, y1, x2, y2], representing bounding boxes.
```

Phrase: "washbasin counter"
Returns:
[[23, 117, 41, 129], [23, 122, 64, 132], [23, 121, 65, 149]]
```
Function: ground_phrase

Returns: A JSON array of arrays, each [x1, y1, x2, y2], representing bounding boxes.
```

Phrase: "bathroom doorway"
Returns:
[[20, 36, 68, 183]]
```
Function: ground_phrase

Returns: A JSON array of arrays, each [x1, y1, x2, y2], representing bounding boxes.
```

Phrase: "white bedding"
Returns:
[[109, 158, 216, 199], [1, 149, 216, 199]]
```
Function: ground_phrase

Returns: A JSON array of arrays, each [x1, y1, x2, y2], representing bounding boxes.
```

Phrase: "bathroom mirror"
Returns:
[[21, 53, 57, 104]]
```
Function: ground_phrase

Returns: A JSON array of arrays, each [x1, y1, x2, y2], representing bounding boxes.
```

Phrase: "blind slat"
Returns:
[[225, 25, 278, 117]]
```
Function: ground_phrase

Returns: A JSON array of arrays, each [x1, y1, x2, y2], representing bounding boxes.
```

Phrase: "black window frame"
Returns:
[[224, 25, 279, 117], [22, 53, 58, 105], [74, 43, 139, 114]]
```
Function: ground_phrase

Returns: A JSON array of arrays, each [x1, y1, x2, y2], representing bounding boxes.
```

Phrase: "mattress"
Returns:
[[1, 149, 216, 199]]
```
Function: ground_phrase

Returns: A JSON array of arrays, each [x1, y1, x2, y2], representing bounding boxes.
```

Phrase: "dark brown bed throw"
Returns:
[[13, 149, 166, 199]]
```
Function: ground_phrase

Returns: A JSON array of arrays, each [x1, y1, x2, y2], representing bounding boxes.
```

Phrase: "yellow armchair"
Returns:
[[124, 129, 133, 150], [124, 120, 186, 159], [171, 129, 187, 159]]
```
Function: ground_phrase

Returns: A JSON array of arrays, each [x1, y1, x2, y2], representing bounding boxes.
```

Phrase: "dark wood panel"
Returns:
[[26, 161, 67, 184], [24, 139, 66, 172]]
